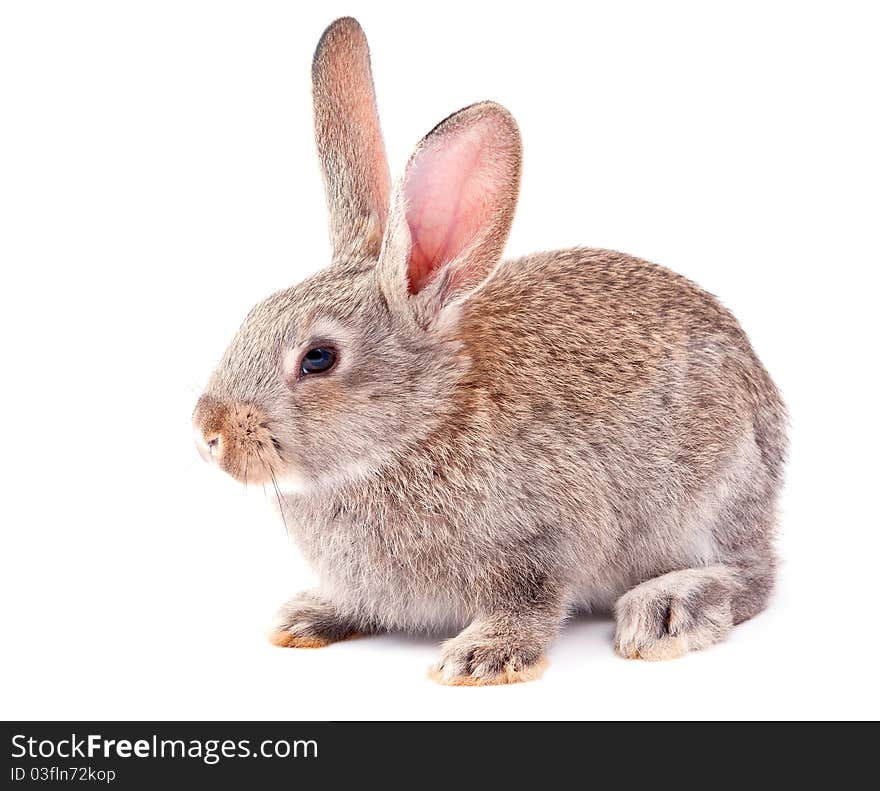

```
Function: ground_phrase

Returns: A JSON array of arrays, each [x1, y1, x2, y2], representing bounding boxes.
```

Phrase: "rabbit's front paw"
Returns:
[[429, 623, 548, 686], [268, 592, 361, 649]]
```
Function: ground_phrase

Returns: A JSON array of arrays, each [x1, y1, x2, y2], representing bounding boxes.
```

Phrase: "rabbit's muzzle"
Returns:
[[192, 394, 283, 485]]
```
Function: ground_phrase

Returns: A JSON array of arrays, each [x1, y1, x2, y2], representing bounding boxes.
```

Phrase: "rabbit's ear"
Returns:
[[312, 17, 391, 260], [377, 102, 521, 320]]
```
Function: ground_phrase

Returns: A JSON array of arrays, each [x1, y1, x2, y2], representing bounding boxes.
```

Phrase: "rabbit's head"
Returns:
[[193, 17, 521, 491]]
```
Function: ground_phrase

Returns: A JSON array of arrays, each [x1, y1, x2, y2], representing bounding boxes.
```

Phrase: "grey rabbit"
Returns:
[[193, 17, 787, 684]]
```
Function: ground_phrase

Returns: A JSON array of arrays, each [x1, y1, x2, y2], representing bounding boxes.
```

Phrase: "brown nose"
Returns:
[[191, 394, 277, 484], [192, 395, 228, 464], [199, 432, 221, 459]]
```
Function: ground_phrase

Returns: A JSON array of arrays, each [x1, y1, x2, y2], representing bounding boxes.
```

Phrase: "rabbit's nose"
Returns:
[[194, 428, 222, 463], [192, 393, 228, 463]]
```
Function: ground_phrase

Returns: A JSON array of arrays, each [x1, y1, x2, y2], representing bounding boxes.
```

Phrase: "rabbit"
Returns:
[[193, 17, 788, 685]]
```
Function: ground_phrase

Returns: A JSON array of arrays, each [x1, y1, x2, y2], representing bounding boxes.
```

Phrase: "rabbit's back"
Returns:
[[456, 247, 787, 601], [463, 247, 786, 482]]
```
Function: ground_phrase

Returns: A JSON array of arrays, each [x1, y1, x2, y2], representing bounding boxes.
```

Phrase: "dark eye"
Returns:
[[300, 346, 337, 375]]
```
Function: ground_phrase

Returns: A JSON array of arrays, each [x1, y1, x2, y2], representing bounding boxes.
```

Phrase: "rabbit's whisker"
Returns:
[[256, 444, 290, 538], [269, 469, 290, 538]]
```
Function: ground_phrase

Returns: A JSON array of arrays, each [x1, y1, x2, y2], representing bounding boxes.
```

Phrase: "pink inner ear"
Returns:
[[404, 120, 499, 293]]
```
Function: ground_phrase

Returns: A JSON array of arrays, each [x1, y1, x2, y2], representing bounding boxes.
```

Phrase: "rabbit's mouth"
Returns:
[[192, 394, 285, 487]]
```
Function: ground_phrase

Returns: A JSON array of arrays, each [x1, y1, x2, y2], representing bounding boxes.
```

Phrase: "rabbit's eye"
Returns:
[[301, 347, 337, 375]]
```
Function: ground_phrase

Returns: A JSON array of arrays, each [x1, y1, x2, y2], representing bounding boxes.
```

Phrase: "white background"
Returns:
[[1, 1, 878, 720]]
